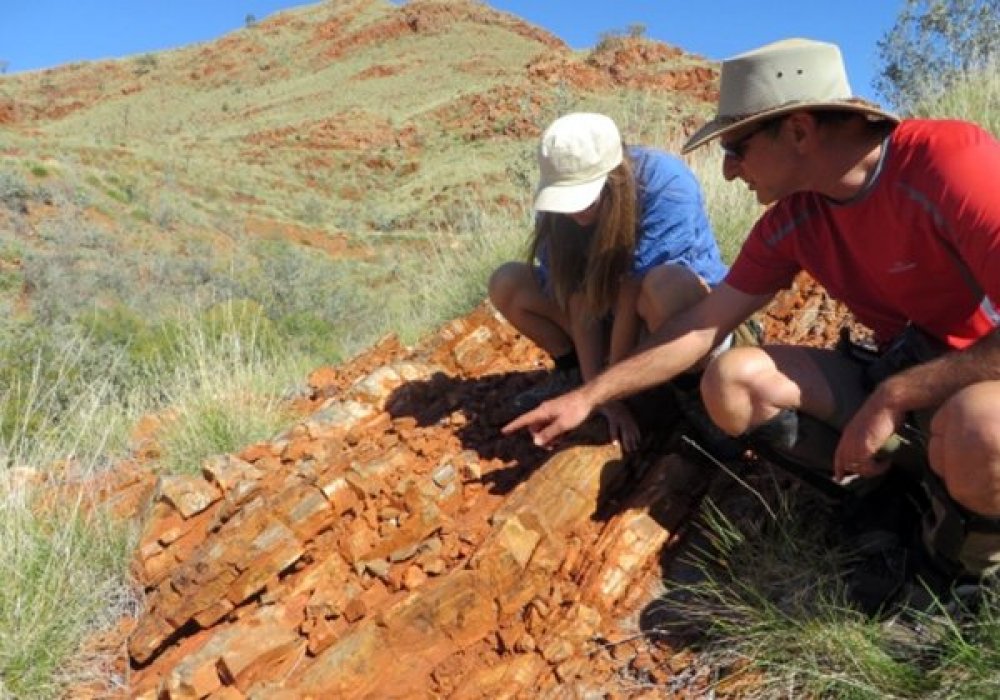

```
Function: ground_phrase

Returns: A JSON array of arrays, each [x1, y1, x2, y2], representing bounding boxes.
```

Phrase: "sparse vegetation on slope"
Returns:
[[0, 2, 722, 694], [1, 0, 997, 696]]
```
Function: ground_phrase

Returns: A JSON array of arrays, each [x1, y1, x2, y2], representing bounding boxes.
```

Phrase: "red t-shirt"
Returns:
[[727, 119, 1000, 349]]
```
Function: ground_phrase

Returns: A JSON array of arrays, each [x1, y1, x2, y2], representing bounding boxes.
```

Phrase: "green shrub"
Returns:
[[150, 302, 302, 474], [0, 168, 30, 212], [273, 311, 343, 360]]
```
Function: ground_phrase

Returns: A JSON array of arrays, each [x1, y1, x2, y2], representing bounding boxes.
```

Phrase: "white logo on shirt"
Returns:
[[888, 261, 918, 274]]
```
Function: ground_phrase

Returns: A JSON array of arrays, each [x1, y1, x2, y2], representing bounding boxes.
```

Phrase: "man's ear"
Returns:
[[785, 111, 820, 153]]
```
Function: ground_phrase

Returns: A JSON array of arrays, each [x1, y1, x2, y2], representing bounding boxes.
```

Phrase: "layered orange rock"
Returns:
[[126, 304, 713, 698], [121, 277, 853, 698]]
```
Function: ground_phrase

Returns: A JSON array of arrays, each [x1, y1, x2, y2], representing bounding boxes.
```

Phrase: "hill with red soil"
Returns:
[[0, 0, 718, 257], [0, 0, 723, 360]]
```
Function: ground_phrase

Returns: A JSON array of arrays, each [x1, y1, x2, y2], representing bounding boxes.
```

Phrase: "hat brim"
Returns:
[[681, 100, 899, 154], [533, 175, 607, 214]]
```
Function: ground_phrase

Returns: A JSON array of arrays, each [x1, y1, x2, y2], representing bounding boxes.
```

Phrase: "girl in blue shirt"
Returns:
[[489, 113, 728, 449]]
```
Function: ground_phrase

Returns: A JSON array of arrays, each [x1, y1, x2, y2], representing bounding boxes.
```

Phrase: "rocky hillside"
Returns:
[[0, 0, 717, 262], [0, 0, 722, 378], [55, 273, 850, 699]]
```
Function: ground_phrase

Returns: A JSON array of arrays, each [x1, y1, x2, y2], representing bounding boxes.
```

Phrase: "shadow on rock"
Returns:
[[384, 368, 616, 496]]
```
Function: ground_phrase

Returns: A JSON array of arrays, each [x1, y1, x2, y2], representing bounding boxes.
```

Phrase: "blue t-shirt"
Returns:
[[629, 146, 727, 284], [539, 146, 728, 287]]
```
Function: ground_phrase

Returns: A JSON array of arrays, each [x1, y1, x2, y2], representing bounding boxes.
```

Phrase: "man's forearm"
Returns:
[[575, 282, 771, 409], [880, 330, 1000, 411], [579, 326, 716, 407]]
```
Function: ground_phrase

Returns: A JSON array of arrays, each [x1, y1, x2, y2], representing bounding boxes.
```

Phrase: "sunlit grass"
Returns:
[[684, 144, 763, 263], [0, 497, 135, 699], [153, 305, 304, 474], [657, 467, 1000, 699], [0, 303, 311, 697], [911, 59, 999, 137], [0, 347, 138, 699]]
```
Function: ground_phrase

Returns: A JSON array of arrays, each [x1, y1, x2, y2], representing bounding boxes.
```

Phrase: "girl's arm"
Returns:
[[601, 277, 645, 451], [608, 275, 642, 366], [567, 291, 606, 383]]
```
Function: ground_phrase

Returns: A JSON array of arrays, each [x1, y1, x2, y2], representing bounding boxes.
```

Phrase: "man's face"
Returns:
[[721, 117, 795, 205]]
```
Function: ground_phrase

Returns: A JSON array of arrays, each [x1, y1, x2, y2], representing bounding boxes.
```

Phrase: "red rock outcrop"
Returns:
[[316, 0, 566, 63], [762, 272, 866, 348], [123, 303, 720, 698], [527, 39, 719, 104], [88, 275, 852, 699]]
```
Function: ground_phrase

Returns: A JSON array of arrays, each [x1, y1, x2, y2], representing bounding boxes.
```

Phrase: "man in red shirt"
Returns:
[[504, 38, 1000, 610]]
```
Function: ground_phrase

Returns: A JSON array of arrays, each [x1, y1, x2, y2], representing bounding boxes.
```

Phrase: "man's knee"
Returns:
[[701, 347, 774, 434], [930, 382, 1000, 517]]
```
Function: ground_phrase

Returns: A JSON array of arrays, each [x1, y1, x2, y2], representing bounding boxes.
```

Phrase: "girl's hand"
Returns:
[[598, 401, 641, 452]]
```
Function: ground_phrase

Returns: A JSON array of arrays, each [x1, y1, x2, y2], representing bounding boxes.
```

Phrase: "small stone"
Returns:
[[419, 537, 443, 555], [158, 475, 221, 519], [631, 650, 656, 674], [431, 462, 457, 489], [459, 458, 481, 481], [388, 542, 420, 563], [529, 597, 550, 618], [343, 598, 366, 623], [514, 634, 536, 653], [401, 565, 427, 591], [497, 627, 520, 653], [554, 657, 586, 682], [418, 556, 447, 576], [379, 506, 403, 522], [609, 640, 635, 663], [540, 638, 574, 664], [364, 559, 391, 581]]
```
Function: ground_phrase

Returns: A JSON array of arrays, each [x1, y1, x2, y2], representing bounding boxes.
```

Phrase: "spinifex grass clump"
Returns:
[[0, 497, 134, 699], [910, 57, 999, 137], [0, 345, 137, 699], [656, 462, 1000, 699], [150, 302, 303, 475], [0, 302, 309, 697]]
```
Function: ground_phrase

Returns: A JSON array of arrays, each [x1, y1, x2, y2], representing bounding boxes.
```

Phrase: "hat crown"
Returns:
[[538, 113, 622, 186], [718, 38, 852, 118]]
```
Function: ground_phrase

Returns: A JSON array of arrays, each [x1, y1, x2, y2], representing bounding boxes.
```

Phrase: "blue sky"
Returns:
[[0, 1, 902, 102]]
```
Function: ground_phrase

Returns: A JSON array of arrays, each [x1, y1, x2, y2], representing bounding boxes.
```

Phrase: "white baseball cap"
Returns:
[[534, 113, 623, 213]]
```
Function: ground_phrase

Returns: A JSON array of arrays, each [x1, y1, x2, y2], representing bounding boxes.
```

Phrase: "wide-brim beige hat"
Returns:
[[534, 112, 623, 213], [681, 38, 899, 154]]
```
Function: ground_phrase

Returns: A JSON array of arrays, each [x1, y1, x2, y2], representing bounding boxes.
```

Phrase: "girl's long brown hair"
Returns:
[[528, 149, 638, 319]]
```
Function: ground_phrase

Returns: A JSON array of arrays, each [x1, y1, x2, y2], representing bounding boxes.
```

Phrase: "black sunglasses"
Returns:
[[719, 119, 777, 161]]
